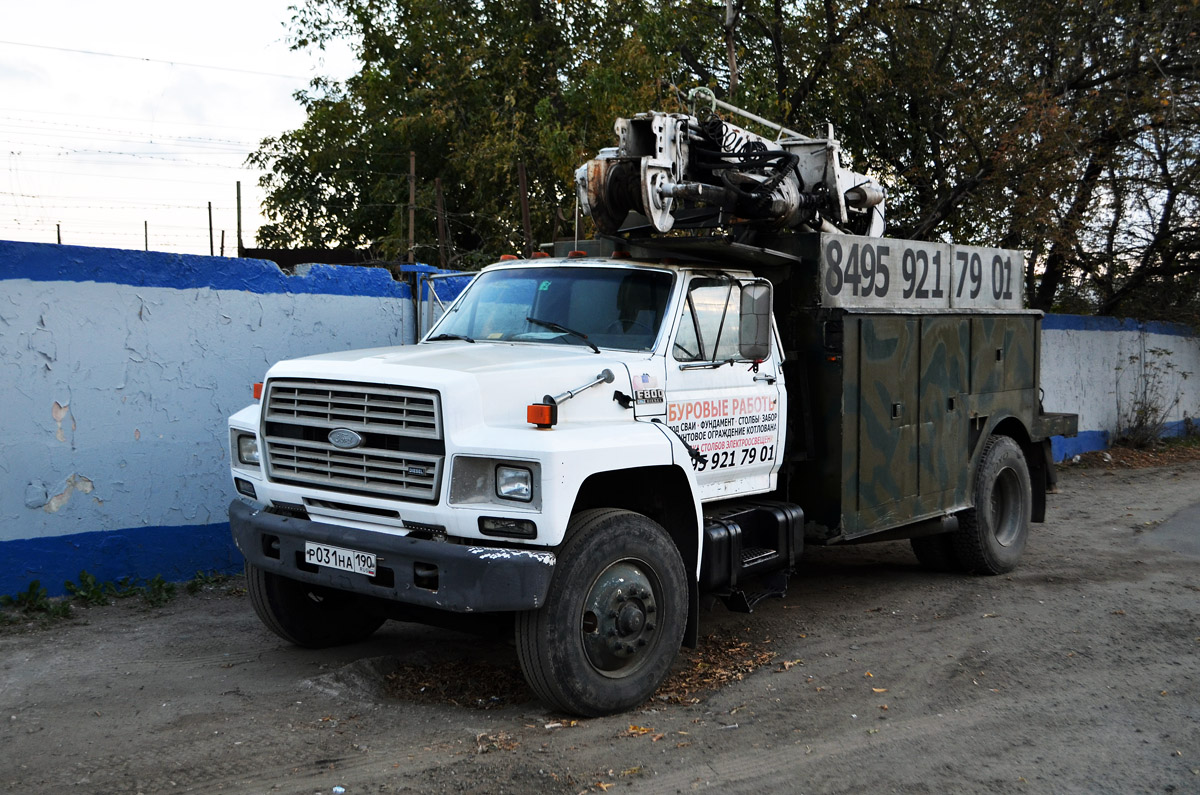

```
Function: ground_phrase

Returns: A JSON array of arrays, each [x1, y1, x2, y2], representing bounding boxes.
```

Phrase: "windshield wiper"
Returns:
[[426, 333, 475, 343], [525, 316, 600, 354]]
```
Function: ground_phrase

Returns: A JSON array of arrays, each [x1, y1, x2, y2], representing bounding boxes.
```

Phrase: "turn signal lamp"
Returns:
[[253, 382, 263, 400], [527, 402, 558, 429]]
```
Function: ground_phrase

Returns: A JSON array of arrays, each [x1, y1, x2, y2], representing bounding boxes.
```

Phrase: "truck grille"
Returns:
[[262, 379, 444, 503]]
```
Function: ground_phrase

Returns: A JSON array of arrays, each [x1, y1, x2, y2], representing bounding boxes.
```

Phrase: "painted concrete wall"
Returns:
[[0, 241, 424, 596], [1042, 316, 1200, 459], [2, 238, 1198, 596]]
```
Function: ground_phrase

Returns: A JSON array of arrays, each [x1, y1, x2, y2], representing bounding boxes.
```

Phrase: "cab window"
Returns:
[[673, 278, 745, 362]]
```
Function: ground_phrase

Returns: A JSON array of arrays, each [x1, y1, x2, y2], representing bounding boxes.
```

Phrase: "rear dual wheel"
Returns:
[[911, 435, 1032, 575], [515, 509, 687, 716]]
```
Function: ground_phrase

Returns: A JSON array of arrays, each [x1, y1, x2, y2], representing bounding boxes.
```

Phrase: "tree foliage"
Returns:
[[253, 0, 1200, 322]]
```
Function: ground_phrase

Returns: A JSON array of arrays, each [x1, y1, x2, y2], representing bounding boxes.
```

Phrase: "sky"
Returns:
[[1, 1, 356, 255]]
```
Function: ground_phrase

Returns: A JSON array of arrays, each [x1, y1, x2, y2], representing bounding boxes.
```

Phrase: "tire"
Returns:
[[910, 534, 960, 572], [245, 562, 385, 648], [515, 509, 687, 717], [952, 435, 1032, 575]]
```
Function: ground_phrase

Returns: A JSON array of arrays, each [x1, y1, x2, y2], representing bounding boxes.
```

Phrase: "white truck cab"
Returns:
[[229, 253, 788, 715]]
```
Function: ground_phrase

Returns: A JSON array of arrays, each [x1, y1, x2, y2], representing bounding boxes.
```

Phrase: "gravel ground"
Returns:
[[1, 461, 1198, 794]]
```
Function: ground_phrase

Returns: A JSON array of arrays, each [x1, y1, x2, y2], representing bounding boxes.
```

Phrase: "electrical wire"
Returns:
[[0, 39, 308, 80]]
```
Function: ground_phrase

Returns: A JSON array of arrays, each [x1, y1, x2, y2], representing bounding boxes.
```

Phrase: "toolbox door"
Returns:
[[856, 316, 919, 510]]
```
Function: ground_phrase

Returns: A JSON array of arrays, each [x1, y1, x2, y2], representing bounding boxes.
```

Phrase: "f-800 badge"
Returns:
[[633, 373, 664, 405]]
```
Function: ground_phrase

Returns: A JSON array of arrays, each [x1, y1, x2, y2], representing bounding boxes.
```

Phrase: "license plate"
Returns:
[[303, 542, 376, 577]]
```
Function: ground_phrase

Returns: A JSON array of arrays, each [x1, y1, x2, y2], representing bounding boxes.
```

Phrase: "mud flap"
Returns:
[[683, 577, 700, 648]]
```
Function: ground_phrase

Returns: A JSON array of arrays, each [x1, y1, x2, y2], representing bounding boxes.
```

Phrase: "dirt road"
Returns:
[[2, 462, 1198, 794]]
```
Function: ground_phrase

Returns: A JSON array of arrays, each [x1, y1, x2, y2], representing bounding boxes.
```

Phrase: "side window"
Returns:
[[673, 278, 743, 362]]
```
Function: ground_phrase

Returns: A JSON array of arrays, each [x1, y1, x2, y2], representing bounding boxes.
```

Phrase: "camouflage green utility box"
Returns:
[[756, 232, 1078, 545]]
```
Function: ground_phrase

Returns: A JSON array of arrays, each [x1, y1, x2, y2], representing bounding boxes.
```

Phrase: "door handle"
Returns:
[[753, 373, 776, 385]]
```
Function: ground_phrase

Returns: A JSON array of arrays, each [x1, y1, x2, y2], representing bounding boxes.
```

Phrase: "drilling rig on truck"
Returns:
[[227, 90, 1077, 716]]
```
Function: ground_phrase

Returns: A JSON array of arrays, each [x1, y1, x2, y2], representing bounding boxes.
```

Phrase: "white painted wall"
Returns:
[[2, 280, 411, 540], [1042, 317, 1200, 450], [0, 241, 428, 594]]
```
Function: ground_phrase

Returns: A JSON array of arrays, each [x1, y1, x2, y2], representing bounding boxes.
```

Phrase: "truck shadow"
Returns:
[[317, 540, 942, 712]]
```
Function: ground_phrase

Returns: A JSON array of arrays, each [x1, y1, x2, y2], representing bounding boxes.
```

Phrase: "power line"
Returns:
[[0, 116, 258, 149], [0, 106, 299, 135], [3, 167, 249, 186], [0, 39, 308, 80]]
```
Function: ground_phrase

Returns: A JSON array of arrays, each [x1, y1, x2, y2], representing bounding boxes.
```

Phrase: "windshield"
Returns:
[[430, 266, 674, 351]]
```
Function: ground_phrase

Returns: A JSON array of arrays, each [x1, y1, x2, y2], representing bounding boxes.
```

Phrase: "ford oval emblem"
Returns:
[[328, 428, 363, 449]]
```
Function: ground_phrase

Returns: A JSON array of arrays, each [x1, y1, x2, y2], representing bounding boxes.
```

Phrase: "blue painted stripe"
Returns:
[[0, 239, 415, 298], [1049, 418, 1195, 462], [0, 523, 242, 598], [1044, 313, 1193, 338], [1051, 430, 1108, 461]]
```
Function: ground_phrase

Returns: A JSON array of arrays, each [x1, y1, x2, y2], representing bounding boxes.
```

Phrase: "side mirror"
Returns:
[[739, 281, 772, 361]]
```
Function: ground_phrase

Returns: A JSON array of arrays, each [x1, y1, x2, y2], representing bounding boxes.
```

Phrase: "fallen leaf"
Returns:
[[619, 766, 642, 777], [1112, 610, 1126, 615], [625, 725, 653, 736], [595, 783, 612, 792], [872, 687, 888, 693], [864, 671, 874, 678], [776, 659, 804, 671], [651, 733, 665, 742], [879, 704, 888, 710]]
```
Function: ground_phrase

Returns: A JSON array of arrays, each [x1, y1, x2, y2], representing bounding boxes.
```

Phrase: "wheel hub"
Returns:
[[991, 466, 1023, 547], [580, 561, 659, 676], [618, 603, 645, 634]]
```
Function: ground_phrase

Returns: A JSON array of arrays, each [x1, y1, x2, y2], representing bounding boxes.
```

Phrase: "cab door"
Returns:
[[664, 275, 784, 501]]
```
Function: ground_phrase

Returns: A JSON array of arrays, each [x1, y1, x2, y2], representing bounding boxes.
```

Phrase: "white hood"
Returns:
[[266, 340, 653, 430]]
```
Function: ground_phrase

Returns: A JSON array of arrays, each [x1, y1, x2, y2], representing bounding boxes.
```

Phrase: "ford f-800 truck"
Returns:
[[228, 101, 1077, 715]]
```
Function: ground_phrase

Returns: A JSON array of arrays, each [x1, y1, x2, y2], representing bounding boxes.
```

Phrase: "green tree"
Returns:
[[252, 0, 672, 267], [254, 0, 1199, 322]]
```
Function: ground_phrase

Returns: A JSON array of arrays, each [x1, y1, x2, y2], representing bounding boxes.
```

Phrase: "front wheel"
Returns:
[[952, 435, 1032, 574], [515, 509, 687, 716], [245, 562, 385, 648]]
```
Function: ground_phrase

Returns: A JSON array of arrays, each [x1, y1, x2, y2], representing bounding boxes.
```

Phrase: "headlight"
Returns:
[[237, 434, 260, 466], [495, 465, 532, 502], [449, 456, 540, 508]]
